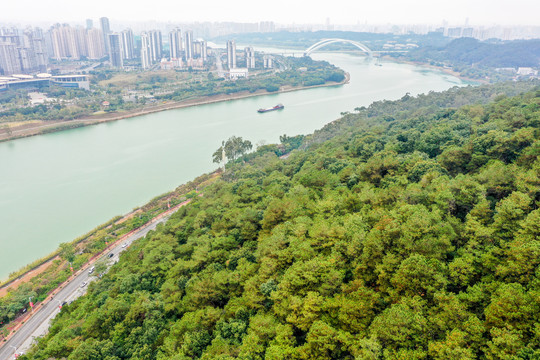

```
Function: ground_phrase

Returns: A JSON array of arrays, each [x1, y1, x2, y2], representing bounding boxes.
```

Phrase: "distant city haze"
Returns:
[[1, 0, 539, 26]]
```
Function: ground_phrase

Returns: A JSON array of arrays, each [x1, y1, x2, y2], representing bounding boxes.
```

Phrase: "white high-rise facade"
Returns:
[[100, 17, 111, 54], [148, 30, 162, 63], [0, 42, 21, 75], [245, 46, 255, 68], [193, 40, 207, 61], [0, 27, 48, 75], [227, 40, 236, 69], [140, 32, 151, 69], [184, 30, 193, 60], [120, 29, 134, 60], [87, 28, 105, 59], [169, 28, 182, 59], [263, 55, 273, 69], [108, 33, 123, 68]]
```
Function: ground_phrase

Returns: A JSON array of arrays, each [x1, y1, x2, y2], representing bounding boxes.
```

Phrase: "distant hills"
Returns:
[[405, 37, 540, 68]]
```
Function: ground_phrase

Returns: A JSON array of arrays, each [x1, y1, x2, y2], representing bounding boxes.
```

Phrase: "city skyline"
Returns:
[[1, 0, 539, 27]]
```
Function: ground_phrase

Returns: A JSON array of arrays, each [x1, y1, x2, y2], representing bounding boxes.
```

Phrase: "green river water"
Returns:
[[0, 51, 467, 279]]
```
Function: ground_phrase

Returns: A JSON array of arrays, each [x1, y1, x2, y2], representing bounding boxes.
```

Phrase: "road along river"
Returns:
[[0, 51, 467, 279]]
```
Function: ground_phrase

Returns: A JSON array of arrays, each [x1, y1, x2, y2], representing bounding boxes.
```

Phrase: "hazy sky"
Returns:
[[2, 0, 539, 26]]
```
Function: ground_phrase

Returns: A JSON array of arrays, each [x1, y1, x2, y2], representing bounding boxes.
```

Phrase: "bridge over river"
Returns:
[[303, 38, 409, 57]]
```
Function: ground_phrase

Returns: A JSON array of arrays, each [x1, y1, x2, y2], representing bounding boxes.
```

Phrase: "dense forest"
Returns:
[[23, 81, 540, 359]]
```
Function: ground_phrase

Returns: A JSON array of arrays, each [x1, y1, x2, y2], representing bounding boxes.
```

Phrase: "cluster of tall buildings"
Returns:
[[0, 17, 213, 74], [0, 28, 48, 75], [140, 28, 207, 70], [225, 41, 271, 70], [48, 23, 105, 61], [0, 17, 280, 76], [48, 17, 134, 68]]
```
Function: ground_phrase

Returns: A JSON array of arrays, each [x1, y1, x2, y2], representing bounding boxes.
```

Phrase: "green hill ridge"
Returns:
[[25, 81, 540, 360]]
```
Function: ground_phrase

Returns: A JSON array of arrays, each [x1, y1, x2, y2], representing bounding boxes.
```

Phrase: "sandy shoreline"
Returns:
[[0, 76, 349, 143]]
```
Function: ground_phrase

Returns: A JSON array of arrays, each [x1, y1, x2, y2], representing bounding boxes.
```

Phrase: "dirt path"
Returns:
[[0, 259, 57, 297]]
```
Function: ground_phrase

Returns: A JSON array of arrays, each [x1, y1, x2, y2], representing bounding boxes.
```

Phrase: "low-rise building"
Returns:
[[51, 75, 90, 90], [229, 67, 248, 80]]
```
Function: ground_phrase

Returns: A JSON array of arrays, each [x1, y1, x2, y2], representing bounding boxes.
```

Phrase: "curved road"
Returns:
[[0, 210, 178, 359]]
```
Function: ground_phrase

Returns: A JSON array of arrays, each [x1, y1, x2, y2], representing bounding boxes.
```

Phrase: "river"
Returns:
[[0, 51, 467, 279]]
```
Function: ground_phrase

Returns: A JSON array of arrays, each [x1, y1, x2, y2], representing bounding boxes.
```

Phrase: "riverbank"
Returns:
[[0, 53, 467, 285], [0, 171, 220, 343], [0, 196, 195, 346], [385, 56, 487, 85], [0, 75, 349, 143]]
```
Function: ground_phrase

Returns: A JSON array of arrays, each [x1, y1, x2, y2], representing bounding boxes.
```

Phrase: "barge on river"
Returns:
[[257, 104, 284, 113]]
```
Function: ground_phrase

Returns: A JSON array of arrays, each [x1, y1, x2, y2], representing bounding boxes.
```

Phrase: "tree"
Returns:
[[59, 242, 76, 263], [213, 136, 253, 164], [94, 259, 108, 276]]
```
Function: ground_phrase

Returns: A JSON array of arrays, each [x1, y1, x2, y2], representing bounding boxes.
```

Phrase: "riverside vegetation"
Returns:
[[0, 173, 218, 339], [16, 80, 540, 359], [224, 31, 540, 83], [0, 56, 345, 126]]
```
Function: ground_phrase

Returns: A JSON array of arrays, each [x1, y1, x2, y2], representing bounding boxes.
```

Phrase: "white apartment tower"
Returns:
[[263, 55, 273, 69], [108, 33, 123, 68], [87, 28, 105, 59], [245, 46, 255, 68], [0, 42, 21, 74], [184, 30, 193, 60], [169, 28, 182, 59], [227, 40, 236, 69], [120, 29, 134, 60], [148, 30, 162, 62], [100, 17, 111, 53], [140, 32, 151, 69], [193, 40, 207, 61]]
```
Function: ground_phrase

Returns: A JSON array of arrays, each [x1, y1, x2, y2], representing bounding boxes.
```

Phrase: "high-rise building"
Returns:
[[227, 40, 236, 69], [75, 26, 88, 58], [86, 19, 93, 30], [0, 42, 21, 75], [108, 33, 123, 68], [49, 24, 69, 60], [263, 55, 273, 69], [120, 29, 134, 60], [200, 40, 207, 62], [244, 46, 255, 68], [193, 40, 207, 62], [30, 28, 48, 71], [259, 21, 275, 33], [148, 30, 162, 62], [184, 30, 193, 60], [0, 27, 47, 75], [447, 27, 462, 38], [65, 26, 81, 59], [100, 17, 111, 53], [87, 28, 105, 59], [140, 32, 151, 69], [169, 28, 182, 59], [462, 27, 474, 38]]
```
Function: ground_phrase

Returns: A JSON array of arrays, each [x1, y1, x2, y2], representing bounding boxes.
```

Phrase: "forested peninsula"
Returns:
[[22, 81, 540, 359]]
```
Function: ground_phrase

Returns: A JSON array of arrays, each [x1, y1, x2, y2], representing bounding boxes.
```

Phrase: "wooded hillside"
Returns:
[[24, 81, 540, 360]]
